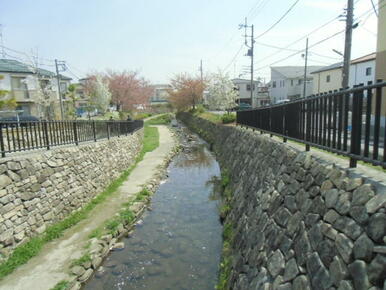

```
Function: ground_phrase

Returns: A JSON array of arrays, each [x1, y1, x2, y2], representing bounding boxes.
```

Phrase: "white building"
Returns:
[[150, 84, 171, 105], [232, 78, 270, 108], [311, 53, 376, 94], [269, 66, 323, 103]]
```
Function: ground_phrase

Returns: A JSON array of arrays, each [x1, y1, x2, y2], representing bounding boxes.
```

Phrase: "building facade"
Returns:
[[269, 66, 322, 103], [311, 53, 376, 94], [150, 84, 171, 105], [231, 78, 269, 108], [0, 59, 71, 119]]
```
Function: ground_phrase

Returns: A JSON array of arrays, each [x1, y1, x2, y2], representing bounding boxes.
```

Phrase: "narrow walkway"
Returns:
[[0, 125, 175, 290]]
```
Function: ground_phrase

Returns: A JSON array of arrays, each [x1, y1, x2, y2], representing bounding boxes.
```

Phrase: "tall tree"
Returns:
[[168, 73, 206, 111], [84, 75, 111, 113], [206, 72, 237, 111], [106, 70, 153, 111]]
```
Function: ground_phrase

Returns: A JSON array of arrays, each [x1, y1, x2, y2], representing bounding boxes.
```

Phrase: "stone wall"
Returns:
[[178, 113, 386, 290], [0, 130, 143, 260]]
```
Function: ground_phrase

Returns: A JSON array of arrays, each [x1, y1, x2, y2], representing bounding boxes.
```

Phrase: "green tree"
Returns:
[[65, 84, 78, 119], [0, 75, 17, 110]]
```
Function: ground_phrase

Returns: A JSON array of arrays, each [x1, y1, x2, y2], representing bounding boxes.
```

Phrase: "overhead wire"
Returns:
[[252, 0, 384, 71], [222, 44, 244, 73], [254, 0, 301, 40]]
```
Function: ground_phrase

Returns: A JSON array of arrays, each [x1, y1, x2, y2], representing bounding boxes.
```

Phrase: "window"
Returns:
[[11, 77, 27, 90], [298, 79, 302, 85], [326, 75, 331, 83], [60, 82, 68, 92], [11, 76, 29, 99], [366, 67, 372, 76], [291, 80, 293, 86], [246, 84, 251, 91], [272, 81, 276, 88]]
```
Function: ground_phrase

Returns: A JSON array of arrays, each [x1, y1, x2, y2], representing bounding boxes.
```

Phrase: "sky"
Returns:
[[0, 0, 380, 84]]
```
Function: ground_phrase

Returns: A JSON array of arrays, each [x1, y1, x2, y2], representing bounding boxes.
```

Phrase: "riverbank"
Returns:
[[84, 123, 222, 290], [0, 125, 177, 290]]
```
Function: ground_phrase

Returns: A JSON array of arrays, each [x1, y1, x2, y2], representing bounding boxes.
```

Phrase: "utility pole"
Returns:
[[342, 0, 354, 89], [199, 59, 203, 82], [55, 59, 66, 120], [250, 24, 254, 103], [0, 24, 5, 58], [303, 38, 309, 98], [240, 18, 254, 105]]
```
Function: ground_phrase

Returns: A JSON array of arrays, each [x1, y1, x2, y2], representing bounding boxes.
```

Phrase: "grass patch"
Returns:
[[134, 188, 151, 201], [196, 112, 222, 124], [145, 114, 172, 125], [0, 125, 160, 280], [221, 169, 230, 189], [217, 168, 234, 290], [134, 112, 153, 120], [71, 253, 91, 267], [88, 228, 103, 239], [50, 280, 69, 290], [217, 222, 234, 290]]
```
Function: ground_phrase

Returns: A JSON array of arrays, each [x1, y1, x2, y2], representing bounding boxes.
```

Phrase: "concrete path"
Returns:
[[0, 125, 175, 290]]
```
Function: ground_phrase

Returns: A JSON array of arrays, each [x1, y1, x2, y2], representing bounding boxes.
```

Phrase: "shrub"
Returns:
[[221, 113, 236, 124]]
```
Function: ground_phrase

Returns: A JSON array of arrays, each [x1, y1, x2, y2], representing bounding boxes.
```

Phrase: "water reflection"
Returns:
[[84, 134, 222, 290], [175, 144, 215, 169]]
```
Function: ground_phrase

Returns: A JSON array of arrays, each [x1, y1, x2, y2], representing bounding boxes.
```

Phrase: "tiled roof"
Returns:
[[0, 59, 71, 80]]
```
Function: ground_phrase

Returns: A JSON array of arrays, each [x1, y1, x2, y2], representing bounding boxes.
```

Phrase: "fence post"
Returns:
[[73, 121, 78, 146], [306, 99, 311, 151], [93, 121, 97, 142], [107, 122, 110, 140], [0, 127, 5, 157], [349, 85, 362, 168], [118, 122, 120, 138], [43, 121, 50, 150], [283, 105, 287, 143]]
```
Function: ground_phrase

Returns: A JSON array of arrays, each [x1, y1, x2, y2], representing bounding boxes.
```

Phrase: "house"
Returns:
[[150, 84, 171, 105], [0, 59, 71, 119], [311, 53, 376, 94], [232, 78, 256, 106], [231, 78, 270, 108], [269, 66, 323, 103]]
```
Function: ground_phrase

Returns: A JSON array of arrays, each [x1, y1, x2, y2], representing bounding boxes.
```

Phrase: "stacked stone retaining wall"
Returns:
[[178, 113, 386, 290], [0, 130, 143, 260]]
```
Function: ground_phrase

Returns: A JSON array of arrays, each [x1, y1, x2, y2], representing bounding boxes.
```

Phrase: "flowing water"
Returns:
[[84, 129, 223, 290]]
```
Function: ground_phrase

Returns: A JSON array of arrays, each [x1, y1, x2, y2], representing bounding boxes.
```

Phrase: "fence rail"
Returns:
[[237, 80, 386, 168], [0, 119, 144, 157]]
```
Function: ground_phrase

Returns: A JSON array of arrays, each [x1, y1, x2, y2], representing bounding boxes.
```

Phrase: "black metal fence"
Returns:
[[237, 80, 386, 168], [0, 119, 144, 157]]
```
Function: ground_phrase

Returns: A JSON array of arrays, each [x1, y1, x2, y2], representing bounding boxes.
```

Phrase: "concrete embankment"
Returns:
[[178, 112, 386, 290]]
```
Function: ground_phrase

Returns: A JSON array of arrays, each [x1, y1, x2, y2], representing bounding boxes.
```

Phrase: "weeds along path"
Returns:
[[0, 125, 175, 290]]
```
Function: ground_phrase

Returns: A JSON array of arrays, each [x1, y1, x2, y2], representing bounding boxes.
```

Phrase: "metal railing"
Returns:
[[0, 119, 144, 157], [237, 80, 386, 168]]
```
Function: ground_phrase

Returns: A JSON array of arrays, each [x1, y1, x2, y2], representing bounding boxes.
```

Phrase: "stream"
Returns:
[[84, 127, 223, 290]]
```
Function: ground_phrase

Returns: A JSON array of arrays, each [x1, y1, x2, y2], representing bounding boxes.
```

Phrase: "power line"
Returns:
[[252, 0, 384, 69], [254, 0, 301, 40], [222, 44, 244, 73], [370, 0, 379, 16], [249, 0, 271, 21], [254, 15, 340, 64], [253, 29, 345, 72], [255, 41, 341, 60]]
